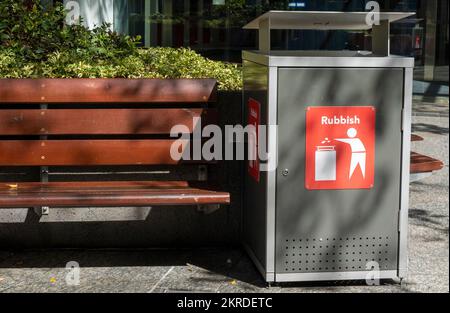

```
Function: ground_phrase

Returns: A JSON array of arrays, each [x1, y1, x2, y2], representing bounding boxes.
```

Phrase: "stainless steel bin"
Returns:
[[242, 11, 415, 283]]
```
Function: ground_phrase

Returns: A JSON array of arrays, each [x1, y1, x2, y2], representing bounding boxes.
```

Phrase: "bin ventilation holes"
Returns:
[[283, 236, 393, 273]]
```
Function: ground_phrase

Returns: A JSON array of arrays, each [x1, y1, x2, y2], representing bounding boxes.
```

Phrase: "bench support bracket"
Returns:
[[34, 103, 50, 217], [198, 165, 208, 181]]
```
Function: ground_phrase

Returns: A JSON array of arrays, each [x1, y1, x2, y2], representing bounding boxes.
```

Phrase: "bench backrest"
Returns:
[[0, 79, 217, 168]]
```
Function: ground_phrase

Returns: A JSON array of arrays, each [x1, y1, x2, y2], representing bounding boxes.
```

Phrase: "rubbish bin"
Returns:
[[242, 11, 415, 283]]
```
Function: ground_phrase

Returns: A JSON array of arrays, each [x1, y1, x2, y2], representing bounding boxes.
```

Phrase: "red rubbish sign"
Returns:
[[305, 106, 376, 190], [248, 98, 261, 182]]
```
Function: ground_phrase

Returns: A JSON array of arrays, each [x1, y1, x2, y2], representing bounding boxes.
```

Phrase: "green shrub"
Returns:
[[0, 0, 242, 90], [140, 48, 242, 91]]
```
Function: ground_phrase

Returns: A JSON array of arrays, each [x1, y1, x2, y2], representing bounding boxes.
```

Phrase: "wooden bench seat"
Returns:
[[0, 181, 230, 208], [410, 152, 444, 173], [0, 78, 229, 211], [410, 133, 444, 182], [411, 134, 424, 142], [410, 152, 444, 182]]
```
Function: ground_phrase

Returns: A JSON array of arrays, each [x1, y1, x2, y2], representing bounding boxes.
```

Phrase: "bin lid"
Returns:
[[243, 11, 415, 30], [243, 11, 415, 56]]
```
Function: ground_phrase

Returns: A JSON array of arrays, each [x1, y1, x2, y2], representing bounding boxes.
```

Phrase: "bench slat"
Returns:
[[0, 181, 230, 207], [0, 139, 200, 166], [0, 109, 215, 135], [0, 79, 217, 103], [0, 181, 190, 191], [410, 152, 444, 173]]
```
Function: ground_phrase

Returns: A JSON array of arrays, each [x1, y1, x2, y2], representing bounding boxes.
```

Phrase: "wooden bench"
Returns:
[[410, 133, 444, 182], [0, 78, 230, 211]]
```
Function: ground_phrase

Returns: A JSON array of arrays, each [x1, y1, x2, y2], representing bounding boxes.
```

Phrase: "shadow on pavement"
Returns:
[[409, 209, 449, 236], [0, 247, 267, 288], [412, 123, 449, 135]]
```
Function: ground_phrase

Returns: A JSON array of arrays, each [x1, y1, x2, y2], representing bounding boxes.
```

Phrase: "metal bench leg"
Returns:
[[33, 206, 50, 217], [197, 204, 221, 214]]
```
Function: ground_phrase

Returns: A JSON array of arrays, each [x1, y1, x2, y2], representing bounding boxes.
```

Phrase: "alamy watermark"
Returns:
[[170, 118, 278, 172], [64, 1, 80, 25], [365, 261, 381, 286], [65, 261, 80, 286], [365, 1, 381, 26]]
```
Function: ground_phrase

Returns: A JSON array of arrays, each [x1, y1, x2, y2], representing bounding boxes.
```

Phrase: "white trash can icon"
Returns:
[[315, 146, 336, 181]]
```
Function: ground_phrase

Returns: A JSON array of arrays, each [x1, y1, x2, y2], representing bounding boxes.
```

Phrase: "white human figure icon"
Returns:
[[335, 128, 366, 179]]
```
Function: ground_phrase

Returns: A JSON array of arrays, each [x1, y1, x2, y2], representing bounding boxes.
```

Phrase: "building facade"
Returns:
[[55, 0, 448, 86]]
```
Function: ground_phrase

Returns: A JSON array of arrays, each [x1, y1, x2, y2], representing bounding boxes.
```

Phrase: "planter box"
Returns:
[[0, 78, 217, 103]]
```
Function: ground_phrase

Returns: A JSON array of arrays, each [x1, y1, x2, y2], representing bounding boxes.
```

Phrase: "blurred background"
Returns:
[[41, 0, 449, 90]]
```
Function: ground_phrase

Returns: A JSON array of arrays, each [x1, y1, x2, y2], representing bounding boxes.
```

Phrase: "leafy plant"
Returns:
[[0, 0, 140, 62], [140, 48, 242, 90]]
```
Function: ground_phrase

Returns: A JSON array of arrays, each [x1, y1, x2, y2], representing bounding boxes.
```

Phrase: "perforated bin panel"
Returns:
[[282, 236, 396, 273], [276, 68, 404, 274]]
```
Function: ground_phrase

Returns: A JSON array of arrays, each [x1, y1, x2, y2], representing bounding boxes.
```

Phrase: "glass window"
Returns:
[[49, 0, 449, 84], [113, 1, 425, 62]]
